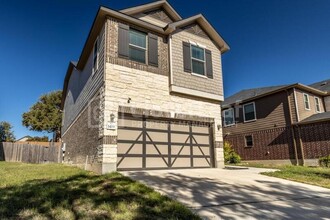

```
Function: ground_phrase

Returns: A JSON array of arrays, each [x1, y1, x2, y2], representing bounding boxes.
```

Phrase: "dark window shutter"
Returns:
[[118, 23, 129, 58], [183, 42, 191, 73], [148, 33, 158, 67], [205, 49, 213, 79]]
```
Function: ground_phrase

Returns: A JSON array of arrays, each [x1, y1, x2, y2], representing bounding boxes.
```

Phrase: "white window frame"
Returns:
[[314, 96, 321, 113], [303, 93, 311, 110], [223, 108, 235, 127], [190, 44, 206, 77], [92, 37, 99, 75], [245, 135, 253, 147], [129, 29, 147, 64], [243, 102, 257, 122]]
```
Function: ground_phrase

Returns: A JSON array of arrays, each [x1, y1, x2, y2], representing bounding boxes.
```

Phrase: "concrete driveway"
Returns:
[[122, 167, 330, 219]]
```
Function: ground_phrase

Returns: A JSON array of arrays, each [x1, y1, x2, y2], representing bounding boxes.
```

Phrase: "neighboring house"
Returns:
[[309, 78, 330, 111], [61, 0, 229, 174], [222, 82, 330, 166], [16, 136, 32, 142]]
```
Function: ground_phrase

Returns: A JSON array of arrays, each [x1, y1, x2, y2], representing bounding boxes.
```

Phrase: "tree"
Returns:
[[0, 121, 16, 142], [22, 91, 62, 141]]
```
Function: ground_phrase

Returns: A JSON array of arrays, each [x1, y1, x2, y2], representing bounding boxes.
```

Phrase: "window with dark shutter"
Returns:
[[148, 33, 158, 67], [129, 29, 147, 63], [118, 23, 129, 58], [183, 42, 191, 73]]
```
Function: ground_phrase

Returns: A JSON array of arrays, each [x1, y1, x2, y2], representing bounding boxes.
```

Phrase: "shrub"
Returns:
[[224, 141, 241, 164], [319, 155, 330, 168]]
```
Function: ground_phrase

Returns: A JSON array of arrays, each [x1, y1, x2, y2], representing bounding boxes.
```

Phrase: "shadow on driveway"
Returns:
[[123, 169, 330, 219]]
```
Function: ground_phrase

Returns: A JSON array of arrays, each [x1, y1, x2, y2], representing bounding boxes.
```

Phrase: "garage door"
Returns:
[[117, 115, 214, 170]]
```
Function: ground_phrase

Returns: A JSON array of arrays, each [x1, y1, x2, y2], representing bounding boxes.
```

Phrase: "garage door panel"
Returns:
[[193, 135, 210, 145], [118, 118, 143, 128], [146, 121, 168, 130], [117, 157, 142, 169], [147, 132, 168, 142], [118, 130, 142, 141], [194, 158, 211, 167], [146, 144, 168, 154], [192, 126, 209, 133], [171, 145, 191, 155], [171, 123, 189, 132], [117, 143, 142, 154], [193, 146, 210, 156], [146, 158, 168, 168], [171, 133, 190, 143], [171, 158, 191, 168]]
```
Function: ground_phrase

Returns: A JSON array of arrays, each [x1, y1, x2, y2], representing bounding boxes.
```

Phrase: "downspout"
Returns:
[[168, 35, 173, 87], [286, 90, 299, 165], [293, 88, 300, 122]]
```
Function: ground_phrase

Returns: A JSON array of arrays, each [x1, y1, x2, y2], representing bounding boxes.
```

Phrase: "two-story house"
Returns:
[[222, 82, 330, 166], [61, 0, 229, 174]]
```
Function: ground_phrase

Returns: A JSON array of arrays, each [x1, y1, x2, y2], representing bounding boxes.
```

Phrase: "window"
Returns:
[[92, 37, 99, 74], [224, 108, 235, 126], [245, 135, 253, 147], [243, 102, 256, 122], [191, 45, 205, 75], [303, 93, 310, 110], [315, 97, 321, 113], [129, 29, 147, 63]]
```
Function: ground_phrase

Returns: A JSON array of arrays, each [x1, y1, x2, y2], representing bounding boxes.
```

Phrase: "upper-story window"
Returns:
[[303, 93, 310, 110], [243, 102, 256, 122], [191, 45, 205, 76], [182, 42, 213, 78], [129, 29, 147, 64], [118, 23, 158, 67], [315, 97, 321, 112], [92, 37, 99, 74], [223, 108, 235, 126]]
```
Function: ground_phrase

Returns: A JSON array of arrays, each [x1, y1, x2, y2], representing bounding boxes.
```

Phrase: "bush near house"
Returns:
[[224, 141, 241, 164], [319, 155, 330, 168]]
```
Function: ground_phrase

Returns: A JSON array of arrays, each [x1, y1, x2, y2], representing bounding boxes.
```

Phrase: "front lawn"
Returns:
[[0, 162, 200, 219], [236, 163, 330, 189]]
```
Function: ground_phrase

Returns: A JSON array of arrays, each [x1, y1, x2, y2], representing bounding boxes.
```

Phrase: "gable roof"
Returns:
[[222, 83, 327, 108], [165, 14, 229, 53], [120, 0, 182, 22], [309, 78, 330, 93]]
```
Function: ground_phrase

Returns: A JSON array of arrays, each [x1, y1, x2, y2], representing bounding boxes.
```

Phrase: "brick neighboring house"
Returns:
[[222, 82, 330, 166], [61, 0, 229, 174]]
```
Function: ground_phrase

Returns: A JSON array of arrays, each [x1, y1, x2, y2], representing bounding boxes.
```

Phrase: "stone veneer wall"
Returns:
[[62, 91, 103, 173], [101, 63, 224, 173]]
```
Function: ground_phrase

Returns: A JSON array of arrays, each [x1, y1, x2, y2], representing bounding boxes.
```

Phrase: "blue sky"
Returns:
[[0, 0, 329, 139]]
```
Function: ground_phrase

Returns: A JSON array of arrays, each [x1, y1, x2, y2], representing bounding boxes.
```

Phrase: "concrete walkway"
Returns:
[[122, 167, 330, 219]]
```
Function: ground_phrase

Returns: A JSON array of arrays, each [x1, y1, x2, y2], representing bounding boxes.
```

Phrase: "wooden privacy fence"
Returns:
[[0, 142, 62, 163]]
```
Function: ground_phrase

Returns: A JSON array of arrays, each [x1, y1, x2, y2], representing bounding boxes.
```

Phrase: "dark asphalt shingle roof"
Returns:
[[298, 111, 330, 124], [309, 79, 330, 92], [222, 85, 289, 106]]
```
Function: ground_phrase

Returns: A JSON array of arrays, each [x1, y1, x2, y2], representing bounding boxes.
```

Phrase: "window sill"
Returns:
[[224, 124, 235, 128], [243, 119, 256, 123], [191, 72, 208, 78], [244, 146, 253, 148]]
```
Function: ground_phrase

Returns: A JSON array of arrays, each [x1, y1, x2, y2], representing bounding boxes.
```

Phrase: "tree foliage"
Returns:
[[22, 91, 62, 140], [0, 121, 16, 142], [27, 136, 49, 142]]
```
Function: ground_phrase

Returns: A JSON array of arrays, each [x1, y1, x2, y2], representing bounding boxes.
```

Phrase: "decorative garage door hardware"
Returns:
[[117, 116, 214, 170]]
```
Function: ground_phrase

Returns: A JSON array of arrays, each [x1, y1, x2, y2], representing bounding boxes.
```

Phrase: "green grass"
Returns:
[[0, 162, 200, 220], [235, 163, 330, 189]]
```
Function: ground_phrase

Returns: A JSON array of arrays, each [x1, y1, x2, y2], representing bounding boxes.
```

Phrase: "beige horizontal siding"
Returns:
[[294, 89, 325, 121], [171, 24, 223, 97], [223, 91, 291, 135]]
